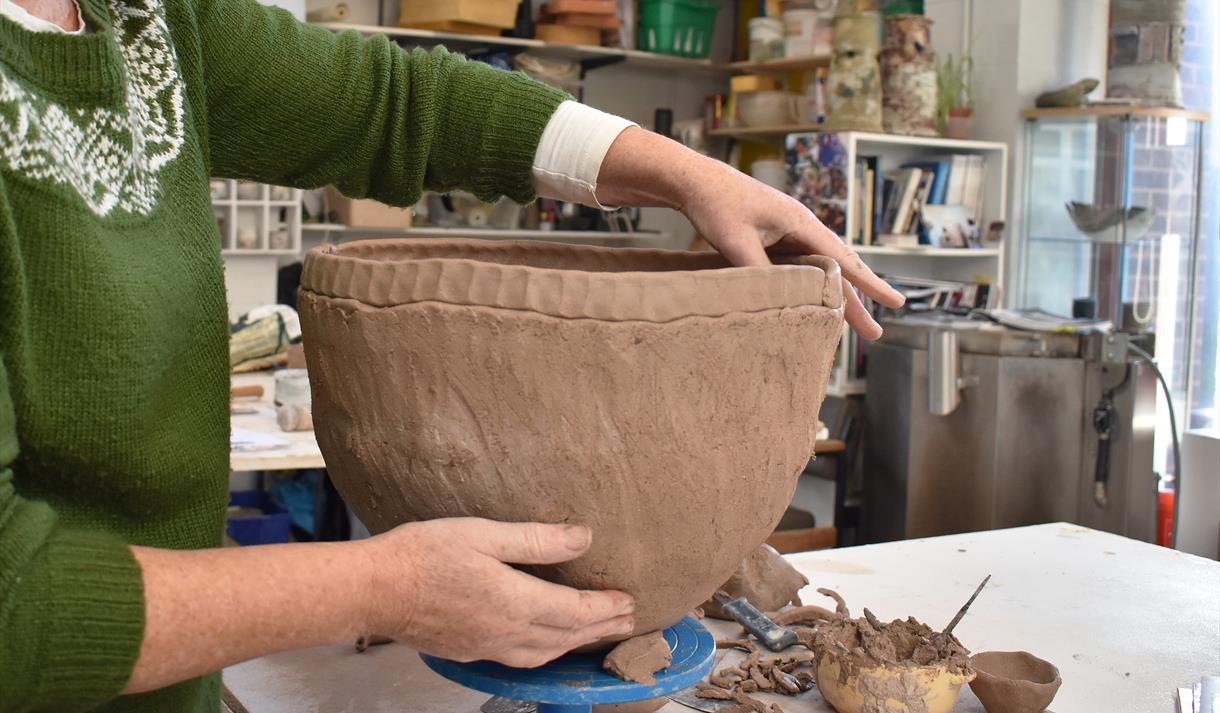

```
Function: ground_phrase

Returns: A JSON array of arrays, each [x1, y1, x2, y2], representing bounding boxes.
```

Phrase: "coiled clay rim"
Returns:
[[301, 238, 845, 323]]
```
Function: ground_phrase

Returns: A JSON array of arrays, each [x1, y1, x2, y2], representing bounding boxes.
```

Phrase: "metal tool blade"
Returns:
[[480, 696, 535, 713], [712, 591, 799, 652]]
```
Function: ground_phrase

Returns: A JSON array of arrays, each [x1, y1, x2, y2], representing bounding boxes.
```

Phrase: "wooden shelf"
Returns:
[[314, 23, 719, 72], [851, 132, 1009, 152], [302, 224, 668, 242], [1022, 106, 1210, 122], [723, 55, 831, 74], [853, 245, 1001, 257], [708, 123, 822, 139]]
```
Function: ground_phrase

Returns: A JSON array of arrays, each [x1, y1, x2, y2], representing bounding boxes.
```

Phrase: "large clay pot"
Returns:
[[298, 239, 845, 645]]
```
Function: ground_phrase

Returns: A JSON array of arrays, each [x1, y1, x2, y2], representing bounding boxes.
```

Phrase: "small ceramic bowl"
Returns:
[[815, 651, 975, 713], [968, 651, 1062, 713]]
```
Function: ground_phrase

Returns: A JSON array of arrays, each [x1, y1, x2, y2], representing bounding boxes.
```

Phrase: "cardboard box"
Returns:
[[325, 188, 412, 229], [399, 0, 521, 30], [536, 22, 601, 45]]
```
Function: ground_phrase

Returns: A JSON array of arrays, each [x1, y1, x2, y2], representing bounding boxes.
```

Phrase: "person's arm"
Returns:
[[126, 519, 634, 694], [0, 360, 631, 709], [196, 0, 566, 205], [594, 128, 906, 339]]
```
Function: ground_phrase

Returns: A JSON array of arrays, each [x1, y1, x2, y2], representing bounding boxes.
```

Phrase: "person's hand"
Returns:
[[679, 157, 904, 339], [361, 518, 635, 668], [593, 128, 905, 339]]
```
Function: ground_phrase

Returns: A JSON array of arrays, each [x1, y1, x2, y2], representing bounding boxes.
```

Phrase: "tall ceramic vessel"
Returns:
[[823, 9, 884, 132], [299, 239, 845, 645], [881, 14, 938, 136]]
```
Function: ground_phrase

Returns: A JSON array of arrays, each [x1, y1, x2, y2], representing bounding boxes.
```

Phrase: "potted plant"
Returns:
[[937, 52, 973, 139]]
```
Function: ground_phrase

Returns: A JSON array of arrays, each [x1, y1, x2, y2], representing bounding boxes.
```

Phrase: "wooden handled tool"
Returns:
[[943, 574, 991, 636], [711, 591, 799, 652]]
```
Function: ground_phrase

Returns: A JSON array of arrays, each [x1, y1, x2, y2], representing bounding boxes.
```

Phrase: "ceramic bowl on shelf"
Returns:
[[738, 90, 800, 127], [298, 239, 845, 648]]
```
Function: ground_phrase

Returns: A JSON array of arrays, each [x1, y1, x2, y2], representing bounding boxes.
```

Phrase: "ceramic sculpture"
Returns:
[[298, 239, 846, 646], [1107, 0, 1185, 107], [823, 7, 884, 132], [881, 15, 939, 136]]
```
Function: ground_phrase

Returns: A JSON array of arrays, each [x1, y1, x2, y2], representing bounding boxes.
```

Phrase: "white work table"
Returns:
[[225, 523, 1220, 712], [230, 372, 325, 472]]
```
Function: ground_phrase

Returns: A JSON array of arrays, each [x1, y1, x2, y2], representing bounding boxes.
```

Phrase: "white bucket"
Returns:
[[783, 8, 822, 58]]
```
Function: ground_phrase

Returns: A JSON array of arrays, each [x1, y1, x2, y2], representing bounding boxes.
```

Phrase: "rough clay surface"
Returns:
[[813, 615, 973, 713], [299, 240, 845, 646], [702, 544, 809, 620], [603, 632, 672, 684], [968, 651, 1062, 713], [814, 615, 972, 673]]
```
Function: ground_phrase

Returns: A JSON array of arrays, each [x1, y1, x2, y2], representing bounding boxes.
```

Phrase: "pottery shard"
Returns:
[[298, 239, 845, 646], [603, 631, 672, 684], [701, 544, 809, 620]]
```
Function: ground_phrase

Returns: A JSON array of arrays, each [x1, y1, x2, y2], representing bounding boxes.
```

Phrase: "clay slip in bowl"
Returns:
[[298, 239, 845, 646], [968, 651, 1062, 713]]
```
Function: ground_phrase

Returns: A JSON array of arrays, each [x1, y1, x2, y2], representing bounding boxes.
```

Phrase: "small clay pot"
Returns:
[[299, 239, 846, 648], [968, 651, 1062, 713]]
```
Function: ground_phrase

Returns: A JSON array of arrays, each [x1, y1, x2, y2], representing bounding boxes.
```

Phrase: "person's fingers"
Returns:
[[522, 613, 635, 651], [522, 576, 636, 629], [843, 285, 882, 340], [786, 221, 905, 308], [467, 520, 594, 565], [711, 233, 772, 267]]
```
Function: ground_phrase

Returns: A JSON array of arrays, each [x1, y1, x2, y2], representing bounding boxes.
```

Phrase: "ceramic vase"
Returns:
[[298, 239, 846, 647], [823, 11, 884, 132], [881, 14, 938, 136]]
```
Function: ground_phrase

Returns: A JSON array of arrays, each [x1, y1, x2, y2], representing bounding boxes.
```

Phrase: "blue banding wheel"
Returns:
[[421, 616, 715, 709]]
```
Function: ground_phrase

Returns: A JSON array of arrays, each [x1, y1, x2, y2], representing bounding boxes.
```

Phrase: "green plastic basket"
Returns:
[[637, 0, 719, 58]]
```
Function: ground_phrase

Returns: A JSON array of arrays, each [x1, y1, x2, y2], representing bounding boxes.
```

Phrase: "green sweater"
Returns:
[[0, 0, 566, 707]]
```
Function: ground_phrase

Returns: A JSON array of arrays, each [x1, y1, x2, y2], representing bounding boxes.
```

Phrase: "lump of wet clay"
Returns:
[[603, 631, 672, 684], [299, 240, 846, 647], [701, 544, 808, 620]]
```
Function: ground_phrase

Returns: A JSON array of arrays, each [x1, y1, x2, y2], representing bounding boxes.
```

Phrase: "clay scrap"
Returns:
[[695, 590, 980, 713], [812, 612, 972, 673], [603, 631, 672, 685], [702, 545, 809, 620]]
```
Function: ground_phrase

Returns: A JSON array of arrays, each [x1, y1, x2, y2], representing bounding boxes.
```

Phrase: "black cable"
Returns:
[[1127, 342, 1182, 549]]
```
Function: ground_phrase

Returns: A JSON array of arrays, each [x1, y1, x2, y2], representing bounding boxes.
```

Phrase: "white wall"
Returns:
[[926, 0, 1109, 304]]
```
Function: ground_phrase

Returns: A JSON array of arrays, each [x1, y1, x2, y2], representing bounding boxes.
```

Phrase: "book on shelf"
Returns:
[[849, 152, 990, 247]]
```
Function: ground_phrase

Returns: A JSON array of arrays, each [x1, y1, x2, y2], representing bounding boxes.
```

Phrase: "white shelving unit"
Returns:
[[840, 132, 1009, 285], [212, 180, 303, 256]]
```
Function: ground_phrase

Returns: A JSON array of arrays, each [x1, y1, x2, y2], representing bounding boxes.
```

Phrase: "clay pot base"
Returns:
[[300, 239, 846, 646], [702, 544, 809, 621], [968, 651, 1062, 713]]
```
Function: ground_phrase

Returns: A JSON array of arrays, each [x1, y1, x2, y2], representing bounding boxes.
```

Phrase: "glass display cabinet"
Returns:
[[1017, 107, 1206, 330], [1016, 106, 1209, 476]]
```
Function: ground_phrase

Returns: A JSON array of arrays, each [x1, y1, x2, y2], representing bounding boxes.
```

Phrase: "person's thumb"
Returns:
[[470, 520, 593, 565]]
